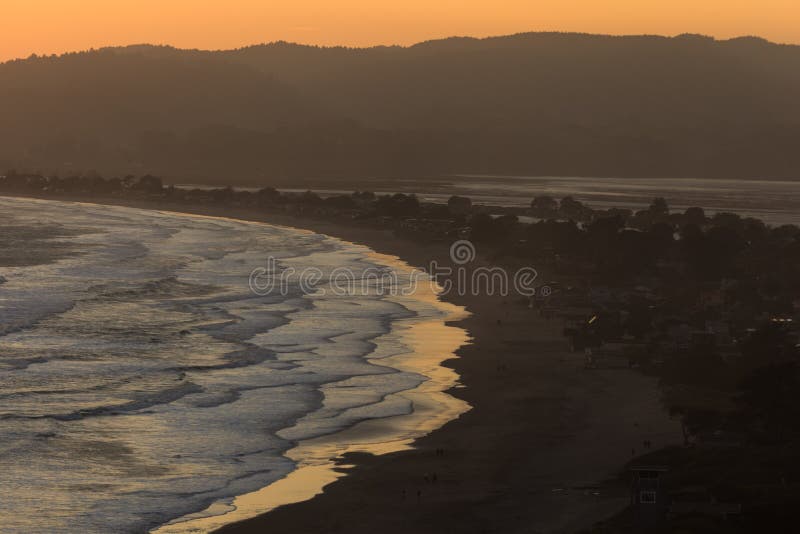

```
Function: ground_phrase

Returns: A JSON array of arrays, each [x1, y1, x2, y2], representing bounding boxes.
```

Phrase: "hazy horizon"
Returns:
[[4, 0, 800, 62], [5, 29, 797, 64]]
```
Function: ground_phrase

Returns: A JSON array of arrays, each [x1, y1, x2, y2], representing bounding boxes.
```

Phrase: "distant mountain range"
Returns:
[[2, 32, 799, 184]]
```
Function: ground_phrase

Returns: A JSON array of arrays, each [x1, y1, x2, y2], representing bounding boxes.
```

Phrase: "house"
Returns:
[[630, 466, 670, 529]]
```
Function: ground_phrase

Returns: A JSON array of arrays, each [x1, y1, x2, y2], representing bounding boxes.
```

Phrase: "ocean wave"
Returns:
[[0, 197, 459, 534]]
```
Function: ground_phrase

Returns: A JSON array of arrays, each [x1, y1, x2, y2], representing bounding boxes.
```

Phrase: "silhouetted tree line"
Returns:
[[4, 173, 799, 288], [5, 172, 799, 308]]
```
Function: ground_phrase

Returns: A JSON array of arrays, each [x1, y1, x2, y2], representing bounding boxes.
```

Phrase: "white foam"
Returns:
[[0, 197, 452, 533]]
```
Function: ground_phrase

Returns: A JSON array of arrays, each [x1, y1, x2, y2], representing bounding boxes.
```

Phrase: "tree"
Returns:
[[649, 222, 676, 258], [299, 190, 323, 205], [132, 174, 163, 194], [587, 215, 624, 266], [681, 224, 747, 280], [494, 214, 519, 234], [649, 197, 670, 216], [447, 195, 472, 215], [468, 213, 496, 242], [324, 195, 356, 209], [559, 196, 588, 220], [712, 212, 744, 231], [530, 195, 558, 217], [526, 220, 585, 257], [683, 206, 707, 226], [374, 193, 420, 217], [255, 187, 282, 205], [737, 362, 800, 440]]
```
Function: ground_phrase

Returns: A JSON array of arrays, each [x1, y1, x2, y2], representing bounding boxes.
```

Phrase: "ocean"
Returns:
[[0, 197, 468, 533]]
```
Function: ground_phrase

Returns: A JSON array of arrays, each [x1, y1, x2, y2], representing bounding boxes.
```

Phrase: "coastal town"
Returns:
[[3, 171, 800, 532]]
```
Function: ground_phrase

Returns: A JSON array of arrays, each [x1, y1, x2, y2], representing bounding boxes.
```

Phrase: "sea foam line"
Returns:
[[151, 244, 471, 534]]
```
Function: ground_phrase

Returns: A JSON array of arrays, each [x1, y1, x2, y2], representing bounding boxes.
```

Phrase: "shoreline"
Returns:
[[151, 235, 471, 533], [3, 194, 684, 533]]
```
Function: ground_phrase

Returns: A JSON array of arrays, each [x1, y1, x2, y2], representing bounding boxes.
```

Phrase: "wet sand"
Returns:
[[2, 195, 683, 533], [153, 240, 470, 533]]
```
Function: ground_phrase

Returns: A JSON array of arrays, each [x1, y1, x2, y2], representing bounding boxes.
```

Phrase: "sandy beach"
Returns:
[[2, 195, 683, 533], [206, 211, 682, 534], [156, 205, 682, 534]]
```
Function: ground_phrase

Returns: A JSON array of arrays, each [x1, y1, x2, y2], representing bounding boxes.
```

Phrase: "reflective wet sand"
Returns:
[[153, 246, 471, 533]]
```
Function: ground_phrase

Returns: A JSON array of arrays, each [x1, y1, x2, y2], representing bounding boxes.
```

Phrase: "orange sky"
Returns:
[[3, 0, 799, 61]]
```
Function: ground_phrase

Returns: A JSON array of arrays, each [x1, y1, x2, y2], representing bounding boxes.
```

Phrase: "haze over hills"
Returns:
[[2, 32, 800, 184]]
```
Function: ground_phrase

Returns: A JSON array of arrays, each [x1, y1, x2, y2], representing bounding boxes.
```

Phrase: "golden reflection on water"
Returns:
[[153, 246, 471, 533]]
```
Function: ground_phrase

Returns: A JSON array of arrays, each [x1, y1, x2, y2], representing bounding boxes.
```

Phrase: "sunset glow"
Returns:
[[3, 0, 800, 62]]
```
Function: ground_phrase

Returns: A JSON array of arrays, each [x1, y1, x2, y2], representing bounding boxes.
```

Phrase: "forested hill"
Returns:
[[3, 32, 800, 183]]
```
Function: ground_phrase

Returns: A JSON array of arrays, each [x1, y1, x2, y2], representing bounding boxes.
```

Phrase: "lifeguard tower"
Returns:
[[630, 465, 669, 530]]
